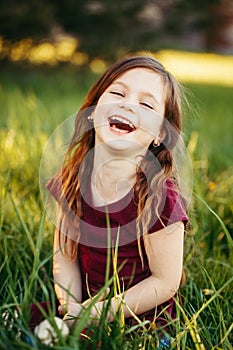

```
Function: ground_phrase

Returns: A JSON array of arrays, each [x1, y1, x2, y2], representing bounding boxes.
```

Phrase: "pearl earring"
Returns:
[[87, 115, 93, 123], [153, 138, 161, 147]]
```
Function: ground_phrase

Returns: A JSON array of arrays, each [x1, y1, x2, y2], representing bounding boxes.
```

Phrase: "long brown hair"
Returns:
[[53, 55, 184, 262]]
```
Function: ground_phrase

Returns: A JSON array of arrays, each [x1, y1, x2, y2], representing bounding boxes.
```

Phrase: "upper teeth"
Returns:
[[110, 116, 135, 129]]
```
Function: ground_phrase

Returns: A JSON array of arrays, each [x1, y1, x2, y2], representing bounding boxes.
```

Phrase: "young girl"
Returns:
[[46, 55, 189, 347]]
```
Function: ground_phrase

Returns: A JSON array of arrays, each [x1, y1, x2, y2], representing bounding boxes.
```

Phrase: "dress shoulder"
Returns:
[[148, 179, 188, 233]]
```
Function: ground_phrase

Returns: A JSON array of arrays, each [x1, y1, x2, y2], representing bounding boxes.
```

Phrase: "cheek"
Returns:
[[139, 112, 164, 137], [92, 104, 111, 129], [97, 93, 115, 106]]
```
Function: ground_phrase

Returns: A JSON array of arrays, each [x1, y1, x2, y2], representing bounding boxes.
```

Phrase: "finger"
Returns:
[[58, 302, 77, 316], [82, 287, 110, 306], [58, 304, 67, 316], [63, 313, 76, 321], [63, 313, 77, 329]]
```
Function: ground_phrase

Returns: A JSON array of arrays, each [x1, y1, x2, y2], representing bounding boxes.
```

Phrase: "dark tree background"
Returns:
[[0, 0, 232, 60]]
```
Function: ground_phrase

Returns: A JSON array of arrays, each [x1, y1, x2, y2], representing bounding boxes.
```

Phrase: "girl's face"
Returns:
[[91, 68, 166, 155]]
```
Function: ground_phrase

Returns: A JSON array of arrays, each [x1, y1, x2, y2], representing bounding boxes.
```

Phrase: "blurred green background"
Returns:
[[0, 1, 233, 349]]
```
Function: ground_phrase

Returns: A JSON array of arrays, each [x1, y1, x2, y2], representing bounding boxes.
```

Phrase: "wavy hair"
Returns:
[[52, 55, 184, 263]]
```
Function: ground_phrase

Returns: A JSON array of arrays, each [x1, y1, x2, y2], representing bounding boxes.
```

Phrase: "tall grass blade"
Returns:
[[194, 193, 233, 248], [9, 194, 36, 255]]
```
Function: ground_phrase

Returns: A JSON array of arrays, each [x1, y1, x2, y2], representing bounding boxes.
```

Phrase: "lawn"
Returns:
[[0, 61, 232, 349]]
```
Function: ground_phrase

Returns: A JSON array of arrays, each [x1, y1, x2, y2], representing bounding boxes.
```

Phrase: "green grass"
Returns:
[[0, 64, 232, 349]]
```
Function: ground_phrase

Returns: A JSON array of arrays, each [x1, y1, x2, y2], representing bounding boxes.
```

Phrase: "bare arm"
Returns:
[[53, 227, 82, 305], [60, 222, 184, 324], [101, 221, 184, 320]]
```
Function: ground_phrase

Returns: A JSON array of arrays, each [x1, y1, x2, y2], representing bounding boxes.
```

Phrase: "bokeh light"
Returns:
[[0, 36, 233, 86]]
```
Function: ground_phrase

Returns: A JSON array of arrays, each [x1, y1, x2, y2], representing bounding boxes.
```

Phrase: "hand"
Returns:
[[58, 302, 83, 328], [59, 287, 110, 328], [34, 316, 69, 345]]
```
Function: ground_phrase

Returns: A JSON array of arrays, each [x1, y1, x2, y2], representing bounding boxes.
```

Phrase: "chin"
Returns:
[[104, 138, 136, 151], [104, 139, 150, 159]]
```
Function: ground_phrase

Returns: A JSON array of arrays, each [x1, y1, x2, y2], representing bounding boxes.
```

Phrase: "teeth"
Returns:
[[115, 128, 128, 134], [110, 115, 135, 129]]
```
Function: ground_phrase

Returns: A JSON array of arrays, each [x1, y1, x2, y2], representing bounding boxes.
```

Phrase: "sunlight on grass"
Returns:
[[0, 39, 233, 348], [1, 35, 233, 86], [155, 50, 233, 87], [89, 58, 108, 73], [0, 36, 83, 66]]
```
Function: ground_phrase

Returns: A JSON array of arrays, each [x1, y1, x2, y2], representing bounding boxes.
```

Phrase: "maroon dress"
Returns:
[[45, 177, 188, 329], [77, 179, 188, 326]]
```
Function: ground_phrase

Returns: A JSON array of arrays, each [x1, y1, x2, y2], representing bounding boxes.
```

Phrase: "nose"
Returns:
[[119, 102, 137, 114]]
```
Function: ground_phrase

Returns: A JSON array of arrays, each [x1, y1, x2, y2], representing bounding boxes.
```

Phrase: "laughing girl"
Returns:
[[46, 55, 189, 348]]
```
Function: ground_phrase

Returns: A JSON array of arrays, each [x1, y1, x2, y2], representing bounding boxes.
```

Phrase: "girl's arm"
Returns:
[[53, 227, 82, 306], [59, 221, 184, 324], [98, 221, 184, 320]]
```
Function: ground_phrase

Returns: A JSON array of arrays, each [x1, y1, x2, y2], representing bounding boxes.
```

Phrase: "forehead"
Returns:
[[109, 67, 167, 105], [112, 67, 164, 88]]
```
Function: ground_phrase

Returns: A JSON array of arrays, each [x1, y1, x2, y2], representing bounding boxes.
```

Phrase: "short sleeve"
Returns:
[[148, 179, 188, 233]]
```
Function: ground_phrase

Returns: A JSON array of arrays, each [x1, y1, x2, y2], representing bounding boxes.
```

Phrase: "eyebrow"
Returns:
[[111, 81, 159, 105]]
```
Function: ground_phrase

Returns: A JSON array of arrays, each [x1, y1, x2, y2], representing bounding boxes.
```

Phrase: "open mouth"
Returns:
[[108, 115, 136, 134]]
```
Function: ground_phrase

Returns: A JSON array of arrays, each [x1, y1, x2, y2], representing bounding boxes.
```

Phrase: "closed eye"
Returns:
[[140, 102, 154, 110], [110, 91, 125, 97]]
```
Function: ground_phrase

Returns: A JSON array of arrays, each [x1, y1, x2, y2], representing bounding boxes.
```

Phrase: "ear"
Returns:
[[90, 109, 96, 121], [87, 109, 95, 123], [87, 105, 96, 123], [158, 127, 166, 144]]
